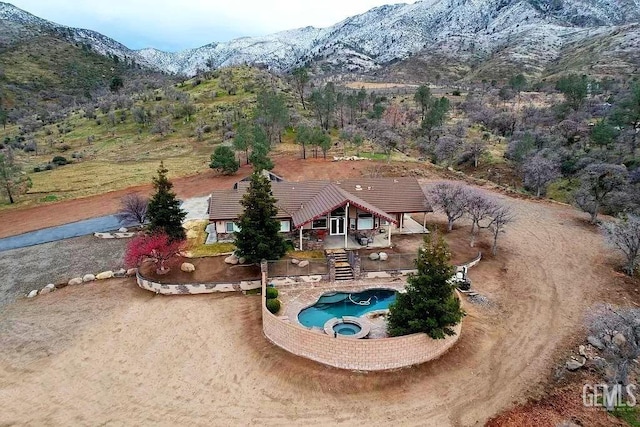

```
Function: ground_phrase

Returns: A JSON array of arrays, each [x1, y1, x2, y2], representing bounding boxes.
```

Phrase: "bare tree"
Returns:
[[465, 190, 497, 247], [574, 163, 628, 224], [601, 214, 640, 276], [428, 182, 469, 231], [522, 153, 560, 197], [152, 117, 172, 137], [434, 136, 462, 167], [487, 203, 514, 256], [464, 136, 488, 169], [588, 304, 640, 407], [116, 193, 149, 225]]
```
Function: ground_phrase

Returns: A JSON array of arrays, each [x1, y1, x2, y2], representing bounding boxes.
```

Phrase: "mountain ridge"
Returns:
[[1, 0, 639, 77]]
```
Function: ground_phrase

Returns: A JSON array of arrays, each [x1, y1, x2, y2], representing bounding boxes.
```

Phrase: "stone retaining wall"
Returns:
[[136, 272, 261, 295]]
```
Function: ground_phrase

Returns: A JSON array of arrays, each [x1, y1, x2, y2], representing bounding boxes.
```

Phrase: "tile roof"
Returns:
[[208, 177, 432, 228]]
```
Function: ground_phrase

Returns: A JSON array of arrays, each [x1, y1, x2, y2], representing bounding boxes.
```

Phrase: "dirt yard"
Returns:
[[0, 190, 630, 425], [0, 235, 127, 307], [140, 256, 261, 283]]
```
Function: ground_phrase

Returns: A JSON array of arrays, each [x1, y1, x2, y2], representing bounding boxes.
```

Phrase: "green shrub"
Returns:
[[266, 298, 281, 314], [266, 287, 278, 299], [51, 156, 68, 166]]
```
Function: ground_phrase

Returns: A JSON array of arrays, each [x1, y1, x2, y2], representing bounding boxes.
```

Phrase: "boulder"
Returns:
[[238, 257, 246, 265], [39, 284, 55, 295], [83, 274, 96, 282], [613, 333, 627, 347], [114, 268, 127, 278], [378, 252, 388, 261], [298, 260, 310, 268], [68, 277, 83, 286], [224, 254, 239, 265], [118, 227, 128, 233], [27, 290, 38, 298], [588, 335, 605, 351], [291, 258, 300, 265], [566, 357, 586, 371], [181, 262, 196, 273], [126, 268, 138, 277], [96, 271, 114, 280], [369, 253, 380, 261], [578, 345, 587, 358]]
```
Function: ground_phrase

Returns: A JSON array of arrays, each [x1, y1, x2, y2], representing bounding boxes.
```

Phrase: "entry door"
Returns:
[[330, 217, 345, 235]]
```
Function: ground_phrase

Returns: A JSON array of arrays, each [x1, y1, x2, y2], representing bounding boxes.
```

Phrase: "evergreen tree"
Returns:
[[146, 162, 186, 240], [249, 126, 274, 171], [210, 145, 239, 175], [387, 232, 464, 339], [234, 172, 286, 263]]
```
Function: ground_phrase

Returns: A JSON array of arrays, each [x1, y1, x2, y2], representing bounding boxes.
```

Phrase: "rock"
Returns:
[[613, 333, 627, 347], [224, 254, 239, 265], [126, 268, 138, 277], [96, 271, 114, 280], [68, 277, 83, 286], [181, 262, 196, 272], [566, 357, 586, 371], [588, 336, 605, 350], [82, 274, 96, 282], [291, 258, 300, 265], [39, 284, 55, 295], [114, 268, 127, 278], [238, 257, 246, 265], [369, 252, 380, 261], [578, 345, 587, 357], [118, 227, 128, 233], [27, 290, 38, 298], [378, 252, 388, 261], [298, 260, 309, 268]]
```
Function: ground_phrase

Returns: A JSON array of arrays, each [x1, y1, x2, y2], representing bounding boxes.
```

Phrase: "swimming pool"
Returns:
[[298, 288, 397, 329]]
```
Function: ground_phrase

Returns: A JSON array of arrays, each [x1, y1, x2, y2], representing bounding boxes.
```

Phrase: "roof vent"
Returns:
[[355, 185, 362, 191], [367, 186, 372, 190], [394, 179, 398, 183]]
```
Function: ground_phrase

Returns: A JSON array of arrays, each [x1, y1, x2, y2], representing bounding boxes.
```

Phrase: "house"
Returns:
[[208, 177, 432, 250]]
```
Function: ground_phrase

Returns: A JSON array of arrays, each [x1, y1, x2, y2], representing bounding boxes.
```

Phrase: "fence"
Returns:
[[267, 258, 329, 277], [361, 253, 416, 272]]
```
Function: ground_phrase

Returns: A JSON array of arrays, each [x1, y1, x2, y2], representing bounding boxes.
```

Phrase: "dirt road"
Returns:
[[0, 193, 619, 425]]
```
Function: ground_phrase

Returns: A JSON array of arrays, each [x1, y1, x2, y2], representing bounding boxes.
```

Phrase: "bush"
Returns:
[[266, 298, 281, 314], [266, 287, 279, 299], [51, 156, 68, 166], [452, 89, 461, 96]]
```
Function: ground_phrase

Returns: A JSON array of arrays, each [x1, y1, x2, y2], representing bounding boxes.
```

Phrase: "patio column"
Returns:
[[344, 202, 349, 249], [388, 223, 392, 246], [400, 213, 404, 231], [423, 212, 427, 232], [299, 227, 303, 251]]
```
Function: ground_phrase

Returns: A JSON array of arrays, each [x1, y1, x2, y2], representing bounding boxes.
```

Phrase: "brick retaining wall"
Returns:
[[262, 305, 461, 370]]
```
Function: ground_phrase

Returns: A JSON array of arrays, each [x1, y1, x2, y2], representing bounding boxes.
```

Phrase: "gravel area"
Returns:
[[0, 235, 128, 307]]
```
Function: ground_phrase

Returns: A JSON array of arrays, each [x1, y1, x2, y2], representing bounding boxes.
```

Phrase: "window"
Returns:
[[357, 212, 374, 230], [279, 220, 291, 233], [225, 222, 240, 233], [312, 218, 327, 229]]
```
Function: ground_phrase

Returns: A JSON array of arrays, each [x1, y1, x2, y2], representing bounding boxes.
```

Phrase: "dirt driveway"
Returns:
[[0, 192, 622, 425]]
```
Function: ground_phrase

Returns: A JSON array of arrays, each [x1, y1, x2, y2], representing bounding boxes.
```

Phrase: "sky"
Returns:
[[8, 0, 417, 52]]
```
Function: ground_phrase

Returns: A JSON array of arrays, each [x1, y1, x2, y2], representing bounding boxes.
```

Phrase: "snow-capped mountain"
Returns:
[[1, 0, 639, 77]]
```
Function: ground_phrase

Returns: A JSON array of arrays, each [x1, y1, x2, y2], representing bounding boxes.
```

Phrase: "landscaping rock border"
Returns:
[[26, 267, 138, 299]]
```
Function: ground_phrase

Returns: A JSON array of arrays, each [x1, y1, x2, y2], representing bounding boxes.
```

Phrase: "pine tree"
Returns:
[[146, 162, 186, 240], [209, 145, 239, 175], [234, 172, 286, 264], [387, 231, 465, 339]]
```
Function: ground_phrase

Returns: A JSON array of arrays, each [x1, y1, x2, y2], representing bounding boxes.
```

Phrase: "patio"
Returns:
[[322, 215, 427, 250]]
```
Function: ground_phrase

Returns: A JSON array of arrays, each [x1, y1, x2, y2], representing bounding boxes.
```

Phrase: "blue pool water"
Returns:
[[298, 288, 397, 328]]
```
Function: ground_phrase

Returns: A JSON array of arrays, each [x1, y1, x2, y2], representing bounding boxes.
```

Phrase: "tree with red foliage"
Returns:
[[125, 233, 184, 274]]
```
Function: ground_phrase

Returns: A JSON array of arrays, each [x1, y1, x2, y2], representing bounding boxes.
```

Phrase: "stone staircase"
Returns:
[[327, 249, 354, 281]]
